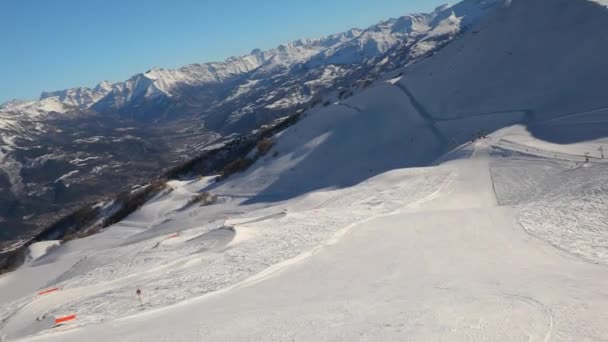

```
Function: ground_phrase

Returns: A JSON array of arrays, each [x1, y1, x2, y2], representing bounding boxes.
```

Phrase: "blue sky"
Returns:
[[0, 0, 445, 103]]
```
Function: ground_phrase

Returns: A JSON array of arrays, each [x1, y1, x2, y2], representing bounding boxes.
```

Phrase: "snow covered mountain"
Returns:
[[0, 0, 498, 247], [0, 82, 112, 118], [39, 82, 113, 110], [2, 0, 608, 340], [1, 0, 499, 120]]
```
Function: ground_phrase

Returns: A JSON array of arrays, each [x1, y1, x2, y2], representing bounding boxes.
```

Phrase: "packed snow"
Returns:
[[3, 126, 608, 341]]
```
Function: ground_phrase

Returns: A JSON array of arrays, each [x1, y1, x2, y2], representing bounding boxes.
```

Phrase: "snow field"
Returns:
[[15, 140, 608, 341], [0, 163, 450, 340]]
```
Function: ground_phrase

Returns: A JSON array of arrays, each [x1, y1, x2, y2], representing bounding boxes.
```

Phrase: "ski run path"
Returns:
[[3, 140, 606, 341]]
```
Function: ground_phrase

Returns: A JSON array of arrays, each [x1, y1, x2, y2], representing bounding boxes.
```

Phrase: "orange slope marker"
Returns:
[[55, 314, 77, 325], [168, 233, 180, 239], [38, 287, 60, 296]]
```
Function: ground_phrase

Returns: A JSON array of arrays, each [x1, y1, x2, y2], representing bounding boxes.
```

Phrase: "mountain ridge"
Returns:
[[0, 0, 500, 118]]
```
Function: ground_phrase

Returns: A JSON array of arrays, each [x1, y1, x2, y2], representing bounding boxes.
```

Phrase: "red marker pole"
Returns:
[[55, 314, 77, 326], [38, 287, 60, 296]]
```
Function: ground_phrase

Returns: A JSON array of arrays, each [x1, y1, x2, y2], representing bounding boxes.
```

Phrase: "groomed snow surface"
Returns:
[[2, 106, 608, 341]]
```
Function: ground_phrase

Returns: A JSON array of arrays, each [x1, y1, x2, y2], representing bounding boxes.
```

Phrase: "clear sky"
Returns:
[[0, 0, 446, 103]]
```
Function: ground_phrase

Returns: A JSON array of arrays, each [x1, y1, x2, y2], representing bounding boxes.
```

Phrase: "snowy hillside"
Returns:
[[2, 0, 608, 340], [399, 0, 608, 120], [3, 101, 608, 340]]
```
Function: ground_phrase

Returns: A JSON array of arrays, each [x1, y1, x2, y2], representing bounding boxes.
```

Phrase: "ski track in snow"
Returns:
[[517, 164, 608, 266]]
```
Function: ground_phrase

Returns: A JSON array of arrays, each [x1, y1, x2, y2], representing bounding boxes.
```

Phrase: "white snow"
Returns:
[[69, 157, 100, 167], [590, 0, 608, 6], [54, 171, 79, 183], [5, 133, 608, 341], [26, 242, 62, 264], [0, 146, 25, 196], [2, 0, 608, 341], [0, 98, 67, 117]]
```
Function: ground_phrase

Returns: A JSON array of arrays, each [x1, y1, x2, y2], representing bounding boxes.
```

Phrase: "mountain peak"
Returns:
[[94, 80, 113, 92]]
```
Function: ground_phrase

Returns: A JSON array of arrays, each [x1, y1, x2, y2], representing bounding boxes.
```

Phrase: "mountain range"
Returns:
[[0, 0, 499, 245]]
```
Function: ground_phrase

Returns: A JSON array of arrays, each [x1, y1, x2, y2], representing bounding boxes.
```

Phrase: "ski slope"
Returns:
[[2, 98, 608, 340], [2, 137, 607, 341], [3, 0, 608, 340], [2, 104, 608, 340]]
